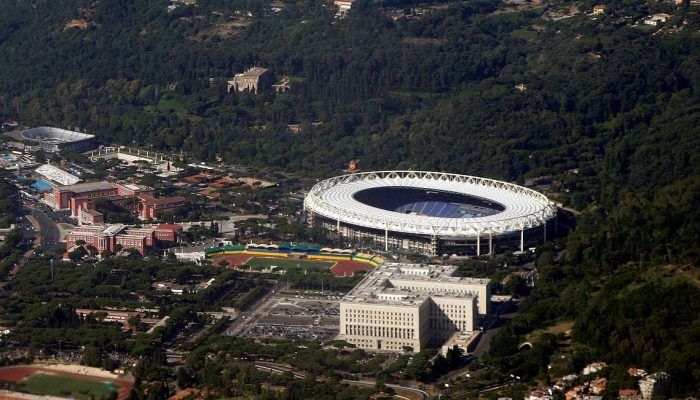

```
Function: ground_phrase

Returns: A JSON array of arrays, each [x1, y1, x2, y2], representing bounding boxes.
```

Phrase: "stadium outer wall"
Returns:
[[304, 171, 558, 257], [22, 126, 97, 153]]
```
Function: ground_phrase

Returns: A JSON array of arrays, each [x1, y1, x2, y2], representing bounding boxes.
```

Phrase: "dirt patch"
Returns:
[[64, 19, 90, 30], [213, 254, 252, 267], [330, 260, 372, 277], [190, 20, 251, 41], [0, 366, 34, 382], [545, 320, 574, 335]]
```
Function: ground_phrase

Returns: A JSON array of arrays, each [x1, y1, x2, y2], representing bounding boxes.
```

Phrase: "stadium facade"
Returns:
[[304, 171, 557, 256], [22, 127, 96, 153]]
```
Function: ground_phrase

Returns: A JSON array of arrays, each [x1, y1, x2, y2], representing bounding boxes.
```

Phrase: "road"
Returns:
[[24, 206, 63, 253], [253, 361, 431, 400], [472, 299, 519, 358], [1, 199, 68, 287], [446, 379, 519, 398], [225, 283, 281, 336], [18, 196, 71, 253]]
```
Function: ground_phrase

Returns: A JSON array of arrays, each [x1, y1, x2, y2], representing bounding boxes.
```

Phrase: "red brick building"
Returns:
[[80, 208, 104, 224], [138, 194, 185, 220], [155, 224, 184, 242], [65, 223, 182, 255], [45, 181, 185, 223], [46, 181, 118, 210]]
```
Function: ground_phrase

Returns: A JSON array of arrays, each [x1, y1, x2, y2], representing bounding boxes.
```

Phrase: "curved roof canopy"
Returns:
[[304, 171, 557, 237]]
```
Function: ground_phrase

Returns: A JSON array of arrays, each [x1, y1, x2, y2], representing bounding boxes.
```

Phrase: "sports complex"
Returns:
[[205, 243, 383, 277], [0, 365, 131, 400], [20, 127, 96, 153], [304, 171, 558, 256]]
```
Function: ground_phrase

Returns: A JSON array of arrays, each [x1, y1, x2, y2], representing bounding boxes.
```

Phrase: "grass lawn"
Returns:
[[244, 257, 334, 271], [545, 320, 575, 335], [510, 28, 539, 40], [19, 373, 120, 400]]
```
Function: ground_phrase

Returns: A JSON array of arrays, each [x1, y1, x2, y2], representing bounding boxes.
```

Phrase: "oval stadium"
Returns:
[[304, 171, 558, 256], [21, 126, 96, 153]]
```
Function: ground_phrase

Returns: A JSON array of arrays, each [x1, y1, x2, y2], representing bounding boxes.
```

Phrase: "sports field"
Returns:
[[18, 373, 120, 399], [329, 260, 372, 277], [0, 366, 132, 400], [213, 253, 252, 267], [244, 257, 333, 270], [213, 255, 372, 277]]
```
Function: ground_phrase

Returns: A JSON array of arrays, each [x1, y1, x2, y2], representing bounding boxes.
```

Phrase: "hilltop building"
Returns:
[[639, 372, 670, 400], [337, 263, 490, 352], [643, 13, 671, 25], [272, 76, 292, 93], [227, 67, 274, 94], [334, 0, 356, 16]]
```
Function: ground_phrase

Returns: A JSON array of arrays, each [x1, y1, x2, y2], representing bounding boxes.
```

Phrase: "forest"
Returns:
[[0, 0, 699, 395]]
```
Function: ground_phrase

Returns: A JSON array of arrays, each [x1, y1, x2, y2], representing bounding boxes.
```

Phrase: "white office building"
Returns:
[[338, 263, 490, 352]]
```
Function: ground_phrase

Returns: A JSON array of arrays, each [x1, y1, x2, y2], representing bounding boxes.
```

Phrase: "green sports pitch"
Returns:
[[243, 257, 333, 270], [18, 373, 121, 400]]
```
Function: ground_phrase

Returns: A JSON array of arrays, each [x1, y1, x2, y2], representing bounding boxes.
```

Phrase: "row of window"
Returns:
[[345, 324, 416, 339], [345, 309, 415, 318], [429, 320, 469, 331], [345, 318, 414, 326]]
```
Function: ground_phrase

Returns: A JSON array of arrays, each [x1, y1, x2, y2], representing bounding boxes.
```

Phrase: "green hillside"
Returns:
[[0, 0, 698, 395]]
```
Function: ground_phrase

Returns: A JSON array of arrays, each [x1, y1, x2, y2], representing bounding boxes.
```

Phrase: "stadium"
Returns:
[[21, 126, 97, 152], [304, 171, 558, 256]]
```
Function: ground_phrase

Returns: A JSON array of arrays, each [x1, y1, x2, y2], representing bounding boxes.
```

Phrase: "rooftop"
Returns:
[[140, 194, 185, 205], [22, 126, 95, 143], [82, 209, 103, 216], [57, 181, 115, 193], [119, 182, 152, 192], [102, 224, 127, 236], [305, 171, 556, 237], [238, 67, 270, 77], [36, 164, 81, 185], [70, 226, 105, 234], [342, 263, 489, 306], [157, 223, 184, 231]]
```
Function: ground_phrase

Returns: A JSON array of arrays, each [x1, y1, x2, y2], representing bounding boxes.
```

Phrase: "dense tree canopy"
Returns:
[[0, 0, 699, 395]]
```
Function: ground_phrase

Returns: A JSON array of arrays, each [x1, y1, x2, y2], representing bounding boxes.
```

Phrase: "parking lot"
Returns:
[[232, 293, 341, 341]]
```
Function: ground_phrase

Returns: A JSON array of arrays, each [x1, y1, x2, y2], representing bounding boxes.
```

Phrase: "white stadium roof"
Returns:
[[304, 171, 557, 237], [22, 126, 94, 143], [35, 164, 81, 186]]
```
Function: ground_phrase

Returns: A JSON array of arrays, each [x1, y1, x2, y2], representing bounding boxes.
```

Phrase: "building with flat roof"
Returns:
[[227, 67, 274, 94], [65, 223, 183, 255], [35, 164, 81, 186], [139, 193, 186, 220], [337, 263, 490, 352], [44, 181, 185, 222], [639, 372, 670, 400], [45, 181, 119, 210], [334, 0, 356, 16]]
